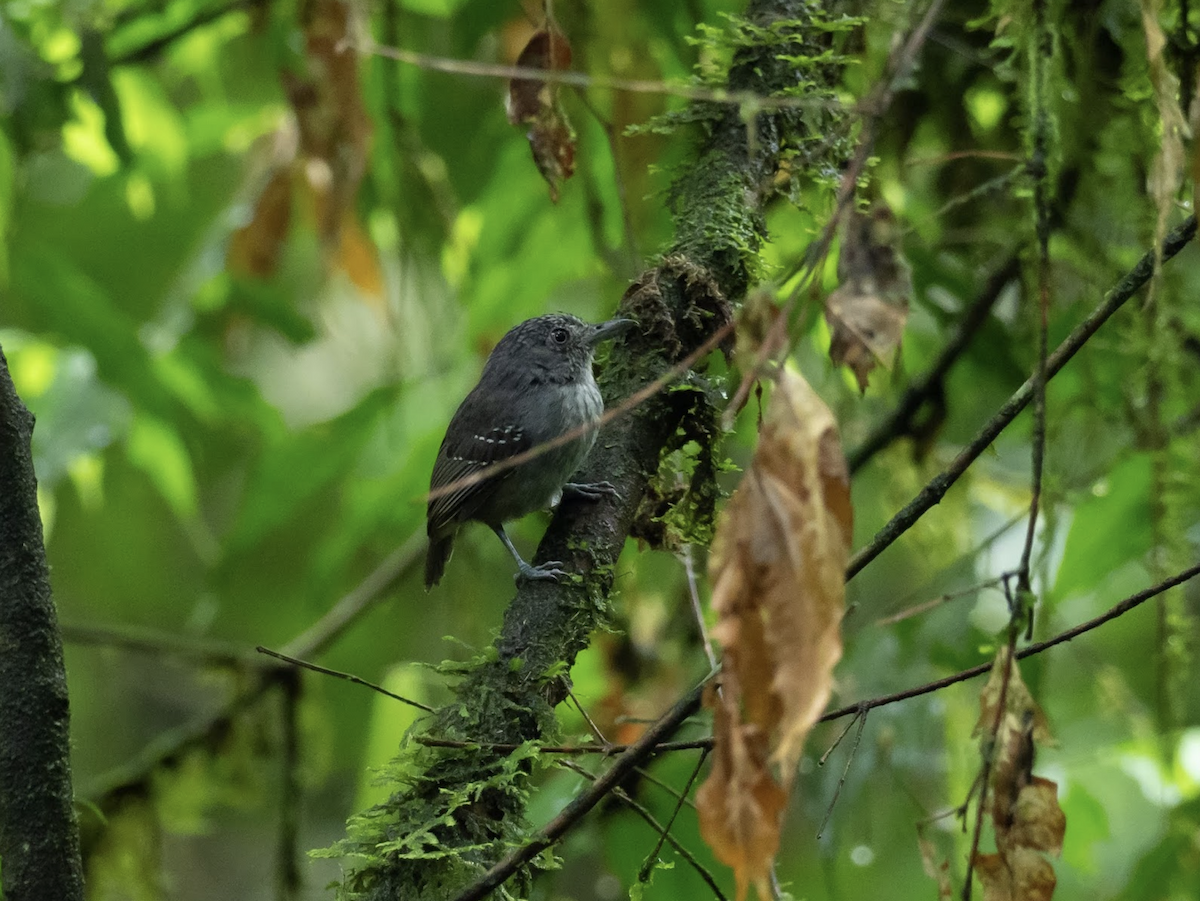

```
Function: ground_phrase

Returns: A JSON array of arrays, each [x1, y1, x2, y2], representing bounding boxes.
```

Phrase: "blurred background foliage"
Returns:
[[1, 0, 1199, 898]]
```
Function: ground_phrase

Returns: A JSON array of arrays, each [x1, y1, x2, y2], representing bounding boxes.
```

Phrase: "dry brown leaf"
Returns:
[[505, 26, 576, 202], [974, 848, 1057, 901], [972, 649, 1065, 901], [825, 204, 911, 392], [697, 368, 851, 900], [696, 676, 789, 901], [972, 647, 1052, 747]]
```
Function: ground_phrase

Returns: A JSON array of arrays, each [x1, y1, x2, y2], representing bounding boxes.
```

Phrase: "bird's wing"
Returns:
[[427, 398, 532, 534]]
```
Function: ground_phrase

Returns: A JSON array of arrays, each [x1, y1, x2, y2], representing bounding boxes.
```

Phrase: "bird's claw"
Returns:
[[515, 560, 568, 583], [563, 480, 622, 502]]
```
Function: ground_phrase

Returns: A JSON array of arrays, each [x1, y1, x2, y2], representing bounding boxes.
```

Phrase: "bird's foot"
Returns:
[[563, 480, 622, 502], [515, 560, 568, 583]]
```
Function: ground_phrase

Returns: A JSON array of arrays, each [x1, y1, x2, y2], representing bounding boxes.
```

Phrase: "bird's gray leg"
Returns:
[[492, 525, 567, 582], [562, 481, 622, 502]]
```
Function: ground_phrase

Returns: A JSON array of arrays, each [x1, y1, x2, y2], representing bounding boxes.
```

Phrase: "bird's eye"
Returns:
[[550, 327, 570, 345]]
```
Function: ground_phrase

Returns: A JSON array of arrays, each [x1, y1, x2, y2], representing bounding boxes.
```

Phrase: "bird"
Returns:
[[424, 313, 636, 589]]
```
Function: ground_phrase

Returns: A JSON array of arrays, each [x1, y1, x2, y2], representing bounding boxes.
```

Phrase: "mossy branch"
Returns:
[[333, 2, 849, 897]]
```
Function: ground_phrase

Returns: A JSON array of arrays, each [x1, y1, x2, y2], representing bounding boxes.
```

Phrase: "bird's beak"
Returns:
[[587, 318, 637, 346]]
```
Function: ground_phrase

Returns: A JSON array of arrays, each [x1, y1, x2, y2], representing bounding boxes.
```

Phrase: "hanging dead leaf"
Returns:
[[972, 647, 1053, 747], [506, 26, 576, 202], [825, 204, 911, 392], [697, 675, 789, 901], [971, 648, 1066, 901], [696, 368, 851, 900]]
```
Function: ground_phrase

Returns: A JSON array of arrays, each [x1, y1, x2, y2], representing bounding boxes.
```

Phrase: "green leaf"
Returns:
[[224, 386, 397, 555], [125, 413, 198, 519], [1053, 454, 1153, 600]]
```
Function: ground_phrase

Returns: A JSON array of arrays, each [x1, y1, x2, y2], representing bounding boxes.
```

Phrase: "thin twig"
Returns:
[[633, 763, 700, 812], [450, 676, 712, 901], [683, 545, 718, 669], [816, 709, 868, 839], [847, 216, 1198, 581], [872, 513, 1025, 626], [824, 560, 1200, 725], [566, 684, 610, 746], [362, 39, 842, 111], [558, 757, 727, 901], [874, 576, 1007, 627], [818, 710, 864, 766], [282, 533, 424, 658], [415, 736, 711, 754], [638, 749, 711, 882], [256, 646, 435, 713]]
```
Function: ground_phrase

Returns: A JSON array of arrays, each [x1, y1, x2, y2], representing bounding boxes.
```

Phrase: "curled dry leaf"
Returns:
[[506, 27, 576, 202], [972, 648, 1066, 901], [824, 204, 911, 392], [697, 369, 852, 900]]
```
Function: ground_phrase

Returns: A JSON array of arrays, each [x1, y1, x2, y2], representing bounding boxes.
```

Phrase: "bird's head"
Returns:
[[482, 314, 636, 386]]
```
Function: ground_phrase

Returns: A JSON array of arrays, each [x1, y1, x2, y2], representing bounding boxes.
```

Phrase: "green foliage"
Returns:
[[2, 0, 1200, 898]]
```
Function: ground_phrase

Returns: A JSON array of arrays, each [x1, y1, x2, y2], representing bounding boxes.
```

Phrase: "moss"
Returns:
[[326, 2, 854, 895]]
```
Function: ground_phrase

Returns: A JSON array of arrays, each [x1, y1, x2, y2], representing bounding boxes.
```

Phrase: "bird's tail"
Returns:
[[424, 533, 455, 589]]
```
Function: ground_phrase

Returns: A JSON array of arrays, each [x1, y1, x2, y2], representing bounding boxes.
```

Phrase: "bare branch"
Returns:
[[848, 216, 1198, 581]]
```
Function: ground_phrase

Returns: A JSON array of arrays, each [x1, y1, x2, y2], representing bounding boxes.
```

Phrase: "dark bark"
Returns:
[[345, 2, 843, 897], [0, 344, 85, 900]]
